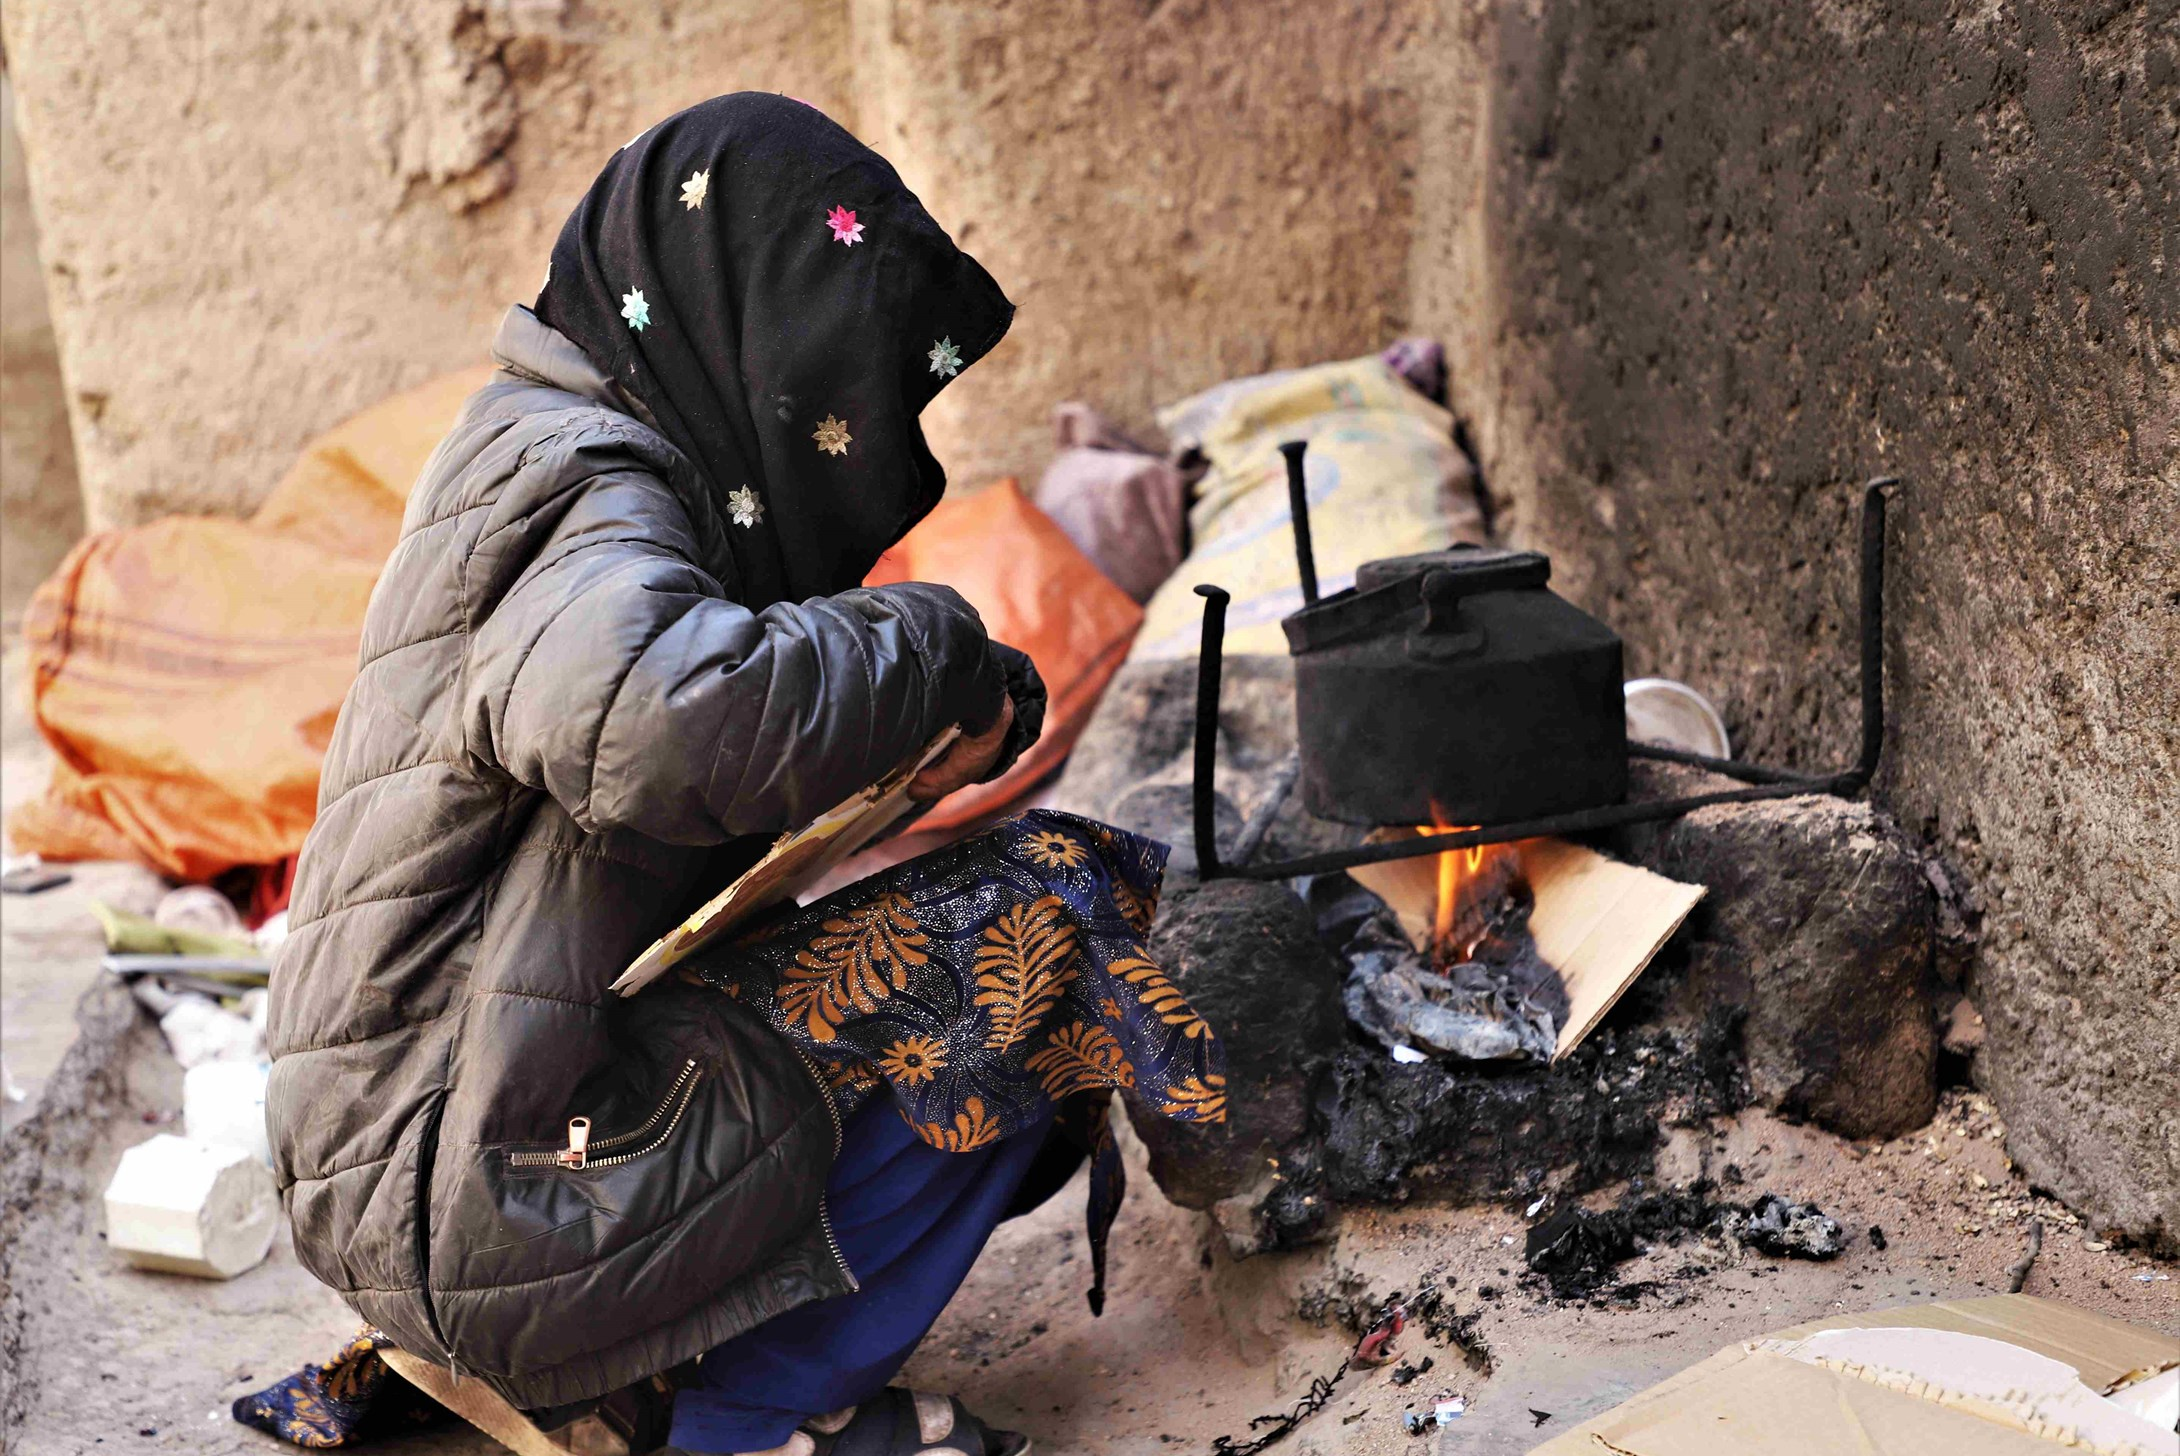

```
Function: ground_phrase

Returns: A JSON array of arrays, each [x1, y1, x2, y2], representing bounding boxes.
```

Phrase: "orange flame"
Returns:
[[1420, 808, 1489, 954]]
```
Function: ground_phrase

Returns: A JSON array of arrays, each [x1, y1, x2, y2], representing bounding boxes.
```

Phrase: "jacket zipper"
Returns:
[[508, 1059, 702, 1170], [502, 1051, 860, 1294], [788, 1046, 860, 1293]]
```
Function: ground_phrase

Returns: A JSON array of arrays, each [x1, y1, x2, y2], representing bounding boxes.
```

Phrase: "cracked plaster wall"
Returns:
[[1, 75, 81, 618], [1412, 0, 2177, 1251]]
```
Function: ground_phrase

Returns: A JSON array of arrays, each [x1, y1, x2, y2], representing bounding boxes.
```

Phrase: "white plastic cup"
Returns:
[[1624, 678, 1732, 758]]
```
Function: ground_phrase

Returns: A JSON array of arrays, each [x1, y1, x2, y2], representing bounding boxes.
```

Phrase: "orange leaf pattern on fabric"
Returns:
[[971, 896, 1080, 1052], [826, 1059, 882, 1096], [233, 1326, 444, 1447], [686, 810, 1223, 1314], [1159, 1073, 1228, 1122], [777, 892, 928, 1042], [1024, 1022, 1136, 1098], [1112, 954, 1213, 1039], [922, 1095, 1003, 1152], [1111, 878, 1156, 936]]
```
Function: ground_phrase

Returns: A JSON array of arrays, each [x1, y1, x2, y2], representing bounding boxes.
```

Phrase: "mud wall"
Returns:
[[849, 0, 1426, 479], [0, 0, 1420, 526], [1413, 0, 2178, 1251], [0, 0, 857, 526], [1, 76, 82, 618]]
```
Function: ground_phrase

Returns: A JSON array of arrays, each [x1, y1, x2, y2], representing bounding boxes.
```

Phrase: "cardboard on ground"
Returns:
[[1350, 832, 1705, 1060], [1529, 1294, 2180, 1455], [611, 729, 959, 997]]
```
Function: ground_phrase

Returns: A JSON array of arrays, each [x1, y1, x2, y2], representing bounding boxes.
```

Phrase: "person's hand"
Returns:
[[908, 698, 1015, 803]]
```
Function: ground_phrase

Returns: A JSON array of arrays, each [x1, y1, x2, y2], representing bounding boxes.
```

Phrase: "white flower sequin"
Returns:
[[680, 169, 709, 211], [728, 486, 764, 528], [621, 289, 650, 331], [927, 337, 963, 378]]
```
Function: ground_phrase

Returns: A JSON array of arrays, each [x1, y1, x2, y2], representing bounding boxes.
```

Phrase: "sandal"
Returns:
[[797, 1389, 1029, 1456]]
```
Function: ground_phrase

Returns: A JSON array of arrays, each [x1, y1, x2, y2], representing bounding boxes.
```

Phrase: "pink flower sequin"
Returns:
[[826, 205, 865, 246]]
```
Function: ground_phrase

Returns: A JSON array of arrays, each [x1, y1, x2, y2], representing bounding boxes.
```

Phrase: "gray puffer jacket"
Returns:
[[266, 308, 1010, 1407]]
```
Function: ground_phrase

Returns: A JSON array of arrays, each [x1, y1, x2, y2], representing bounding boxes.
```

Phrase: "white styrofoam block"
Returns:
[[158, 996, 263, 1069], [183, 1060, 271, 1164], [103, 1134, 278, 1279]]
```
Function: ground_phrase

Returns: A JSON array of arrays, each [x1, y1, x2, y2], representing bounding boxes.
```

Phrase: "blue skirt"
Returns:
[[667, 1097, 1054, 1452]]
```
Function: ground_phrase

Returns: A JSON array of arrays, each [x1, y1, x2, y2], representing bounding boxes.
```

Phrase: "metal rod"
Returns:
[[1192, 584, 1231, 880], [1627, 479, 1891, 792], [1223, 772, 1865, 880], [1279, 440, 1320, 606], [1626, 741, 1825, 786]]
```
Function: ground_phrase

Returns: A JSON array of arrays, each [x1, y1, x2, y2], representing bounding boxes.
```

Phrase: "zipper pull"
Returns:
[[555, 1117, 591, 1169]]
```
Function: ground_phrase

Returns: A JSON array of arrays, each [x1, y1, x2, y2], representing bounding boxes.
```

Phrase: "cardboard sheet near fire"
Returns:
[[1349, 830, 1705, 1061]]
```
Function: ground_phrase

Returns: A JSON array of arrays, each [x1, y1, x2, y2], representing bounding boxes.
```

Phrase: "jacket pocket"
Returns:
[[411, 1090, 454, 1358], [506, 1058, 703, 1172]]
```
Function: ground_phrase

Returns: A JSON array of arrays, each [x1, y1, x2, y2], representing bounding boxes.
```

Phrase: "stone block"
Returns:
[[1613, 768, 1939, 1141], [1125, 878, 1347, 1213]]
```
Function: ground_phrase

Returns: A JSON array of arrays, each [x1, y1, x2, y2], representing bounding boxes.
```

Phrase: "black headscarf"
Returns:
[[535, 93, 1014, 609]]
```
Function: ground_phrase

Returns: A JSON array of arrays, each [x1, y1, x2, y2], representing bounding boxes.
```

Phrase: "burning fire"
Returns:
[[1419, 809, 1518, 961]]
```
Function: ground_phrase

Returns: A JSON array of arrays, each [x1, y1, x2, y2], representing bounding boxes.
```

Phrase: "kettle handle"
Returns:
[[1408, 570, 1486, 660]]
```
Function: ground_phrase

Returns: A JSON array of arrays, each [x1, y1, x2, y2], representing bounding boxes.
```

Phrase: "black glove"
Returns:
[[981, 641, 1047, 783]]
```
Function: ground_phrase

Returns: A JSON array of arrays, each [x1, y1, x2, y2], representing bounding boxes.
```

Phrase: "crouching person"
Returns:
[[260, 94, 1222, 1456]]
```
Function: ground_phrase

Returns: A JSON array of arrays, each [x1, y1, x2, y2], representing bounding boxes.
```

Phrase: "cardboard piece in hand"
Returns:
[[610, 728, 960, 997]]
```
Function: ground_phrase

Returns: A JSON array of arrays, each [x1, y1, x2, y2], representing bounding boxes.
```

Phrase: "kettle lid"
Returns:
[[1354, 544, 1551, 595], [1281, 544, 1555, 657]]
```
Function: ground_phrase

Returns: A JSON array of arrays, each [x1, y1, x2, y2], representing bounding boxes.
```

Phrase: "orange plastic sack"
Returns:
[[865, 479, 1143, 831], [10, 369, 492, 880], [13, 394, 1135, 877]]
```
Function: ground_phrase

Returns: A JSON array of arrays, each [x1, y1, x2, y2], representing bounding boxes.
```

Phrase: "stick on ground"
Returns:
[[2006, 1219, 2044, 1293]]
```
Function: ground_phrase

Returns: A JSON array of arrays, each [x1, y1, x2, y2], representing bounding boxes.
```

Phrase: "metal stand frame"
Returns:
[[1191, 478, 1897, 881]]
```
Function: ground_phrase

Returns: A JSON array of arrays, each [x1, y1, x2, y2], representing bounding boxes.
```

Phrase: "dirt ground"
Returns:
[[904, 1093, 2180, 1454], [4, 655, 2175, 1456], [7, 1016, 2175, 1456]]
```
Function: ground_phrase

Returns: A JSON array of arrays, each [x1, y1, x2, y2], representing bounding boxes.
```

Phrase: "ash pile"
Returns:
[[1051, 656, 1961, 1266]]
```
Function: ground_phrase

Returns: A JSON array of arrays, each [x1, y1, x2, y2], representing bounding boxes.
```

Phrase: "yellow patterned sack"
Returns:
[[1130, 355, 1485, 661]]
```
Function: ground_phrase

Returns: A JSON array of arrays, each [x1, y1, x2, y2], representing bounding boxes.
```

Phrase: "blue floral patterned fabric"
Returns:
[[699, 810, 1223, 1139], [693, 808, 1226, 1310], [232, 1329, 443, 1448]]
